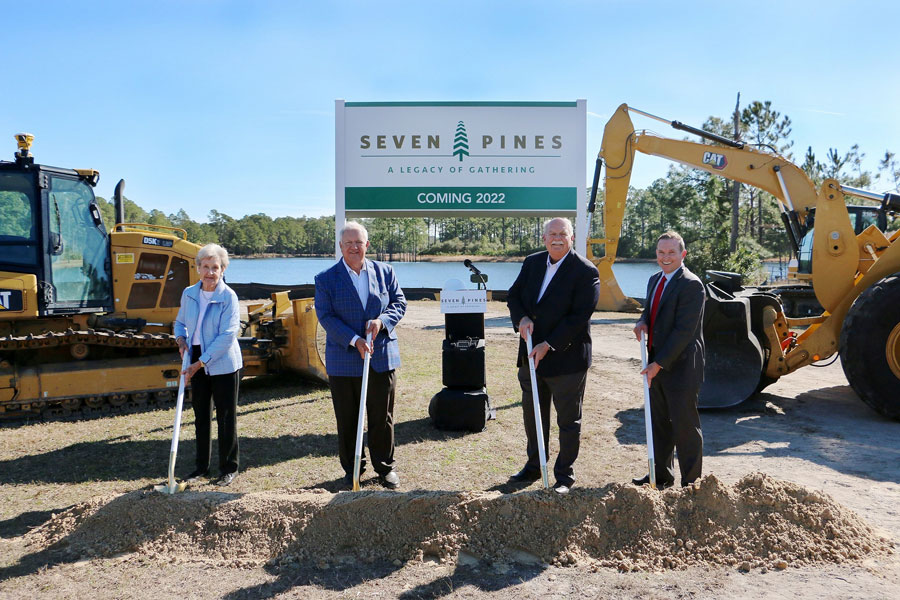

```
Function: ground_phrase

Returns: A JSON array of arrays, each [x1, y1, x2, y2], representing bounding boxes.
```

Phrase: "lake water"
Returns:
[[228, 257, 660, 298], [225, 257, 787, 299]]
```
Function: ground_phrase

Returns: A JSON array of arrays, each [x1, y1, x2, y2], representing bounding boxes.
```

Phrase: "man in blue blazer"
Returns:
[[632, 231, 705, 488], [507, 217, 600, 494], [314, 221, 407, 489]]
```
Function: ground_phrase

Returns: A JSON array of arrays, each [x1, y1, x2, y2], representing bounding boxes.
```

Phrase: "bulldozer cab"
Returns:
[[0, 161, 112, 318]]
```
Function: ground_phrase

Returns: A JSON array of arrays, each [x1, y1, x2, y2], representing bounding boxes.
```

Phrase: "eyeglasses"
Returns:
[[342, 241, 367, 247]]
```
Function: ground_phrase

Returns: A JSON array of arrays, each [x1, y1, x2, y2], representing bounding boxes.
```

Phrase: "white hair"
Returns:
[[543, 217, 574, 237], [197, 243, 229, 269], [339, 220, 368, 242]]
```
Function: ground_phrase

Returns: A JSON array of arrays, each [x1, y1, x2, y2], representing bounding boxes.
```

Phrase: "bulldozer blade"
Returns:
[[699, 287, 764, 408]]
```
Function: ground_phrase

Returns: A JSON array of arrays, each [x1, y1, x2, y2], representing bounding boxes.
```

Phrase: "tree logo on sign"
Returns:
[[453, 121, 470, 162]]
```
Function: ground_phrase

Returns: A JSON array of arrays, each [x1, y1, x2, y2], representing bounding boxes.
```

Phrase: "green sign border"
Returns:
[[345, 101, 577, 108]]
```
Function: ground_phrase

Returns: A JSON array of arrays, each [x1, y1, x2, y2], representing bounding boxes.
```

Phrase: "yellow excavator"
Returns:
[[0, 134, 325, 419], [586, 104, 900, 419]]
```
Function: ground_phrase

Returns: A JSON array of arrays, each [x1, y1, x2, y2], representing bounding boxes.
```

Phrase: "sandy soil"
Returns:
[[1, 301, 898, 599]]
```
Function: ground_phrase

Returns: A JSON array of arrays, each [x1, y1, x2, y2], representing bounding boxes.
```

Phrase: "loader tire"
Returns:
[[839, 273, 900, 420]]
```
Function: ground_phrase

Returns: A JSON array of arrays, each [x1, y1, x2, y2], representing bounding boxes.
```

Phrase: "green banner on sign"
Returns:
[[345, 187, 576, 211]]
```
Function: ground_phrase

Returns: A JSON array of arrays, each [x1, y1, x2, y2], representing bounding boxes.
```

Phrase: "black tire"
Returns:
[[840, 273, 900, 420]]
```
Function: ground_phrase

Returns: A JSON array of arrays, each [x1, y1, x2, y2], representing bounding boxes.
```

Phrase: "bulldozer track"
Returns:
[[0, 328, 176, 351], [0, 387, 187, 424], [0, 329, 182, 423]]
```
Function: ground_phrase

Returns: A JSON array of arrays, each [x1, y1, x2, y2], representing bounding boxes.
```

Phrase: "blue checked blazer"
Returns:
[[314, 258, 407, 377]]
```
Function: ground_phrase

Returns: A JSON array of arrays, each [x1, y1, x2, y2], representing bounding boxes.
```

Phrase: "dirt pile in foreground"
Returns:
[[26, 473, 892, 572]]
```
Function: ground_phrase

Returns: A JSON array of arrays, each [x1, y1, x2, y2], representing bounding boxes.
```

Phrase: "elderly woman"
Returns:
[[174, 243, 243, 486]]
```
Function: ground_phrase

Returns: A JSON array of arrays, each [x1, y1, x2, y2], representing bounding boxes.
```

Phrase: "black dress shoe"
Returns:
[[342, 473, 353, 487], [216, 472, 237, 486], [183, 469, 209, 483], [509, 468, 541, 483], [379, 471, 400, 489], [631, 475, 673, 489]]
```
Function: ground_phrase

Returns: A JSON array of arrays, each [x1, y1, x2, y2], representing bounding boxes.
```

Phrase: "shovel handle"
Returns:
[[526, 333, 551, 489], [639, 333, 657, 490], [352, 332, 373, 491], [164, 349, 192, 494]]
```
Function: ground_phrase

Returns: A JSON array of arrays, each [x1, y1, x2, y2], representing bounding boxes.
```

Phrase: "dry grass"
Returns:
[[2, 301, 899, 599], [0, 301, 591, 531]]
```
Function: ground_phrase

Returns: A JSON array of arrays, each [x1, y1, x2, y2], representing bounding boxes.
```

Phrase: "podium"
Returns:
[[429, 282, 495, 432]]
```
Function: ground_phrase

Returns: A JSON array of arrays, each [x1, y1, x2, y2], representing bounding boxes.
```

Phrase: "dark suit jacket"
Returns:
[[507, 250, 600, 376], [314, 258, 407, 377], [640, 266, 705, 375]]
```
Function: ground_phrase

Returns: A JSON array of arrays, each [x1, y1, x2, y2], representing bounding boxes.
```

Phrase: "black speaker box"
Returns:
[[428, 387, 494, 432], [442, 338, 486, 388]]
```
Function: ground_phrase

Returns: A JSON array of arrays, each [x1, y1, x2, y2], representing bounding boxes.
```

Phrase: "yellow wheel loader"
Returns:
[[0, 134, 325, 420], [587, 105, 900, 418]]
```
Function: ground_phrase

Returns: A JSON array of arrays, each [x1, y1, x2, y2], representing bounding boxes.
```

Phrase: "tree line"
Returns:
[[94, 97, 899, 283]]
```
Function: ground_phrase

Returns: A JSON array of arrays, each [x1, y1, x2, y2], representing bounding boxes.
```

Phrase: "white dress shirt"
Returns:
[[537, 252, 567, 302], [345, 259, 369, 348]]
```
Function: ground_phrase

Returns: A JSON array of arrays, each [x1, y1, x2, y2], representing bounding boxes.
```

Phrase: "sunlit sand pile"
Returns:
[[26, 473, 892, 572]]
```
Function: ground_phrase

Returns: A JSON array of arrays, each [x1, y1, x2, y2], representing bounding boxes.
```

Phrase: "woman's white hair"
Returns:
[[197, 243, 230, 269]]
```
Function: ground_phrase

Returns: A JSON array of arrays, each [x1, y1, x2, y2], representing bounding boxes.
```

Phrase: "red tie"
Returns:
[[648, 276, 666, 348]]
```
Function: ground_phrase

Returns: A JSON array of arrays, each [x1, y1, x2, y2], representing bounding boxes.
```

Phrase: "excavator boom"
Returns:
[[589, 104, 900, 418]]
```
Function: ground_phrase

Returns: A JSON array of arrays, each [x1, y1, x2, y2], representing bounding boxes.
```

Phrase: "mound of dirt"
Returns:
[[26, 473, 892, 572]]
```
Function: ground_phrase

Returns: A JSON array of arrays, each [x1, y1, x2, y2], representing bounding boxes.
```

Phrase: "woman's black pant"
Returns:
[[190, 345, 240, 475]]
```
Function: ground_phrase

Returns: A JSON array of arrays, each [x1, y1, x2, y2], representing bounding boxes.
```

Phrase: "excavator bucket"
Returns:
[[699, 274, 765, 408], [595, 260, 643, 312]]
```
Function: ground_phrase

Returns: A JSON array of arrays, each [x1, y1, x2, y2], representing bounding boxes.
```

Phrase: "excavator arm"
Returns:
[[588, 103, 859, 315], [588, 104, 900, 415]]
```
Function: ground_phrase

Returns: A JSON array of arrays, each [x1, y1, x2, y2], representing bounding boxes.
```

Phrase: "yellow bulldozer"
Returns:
[[587, 104, 900, 419], [0, 134, 325, 420]]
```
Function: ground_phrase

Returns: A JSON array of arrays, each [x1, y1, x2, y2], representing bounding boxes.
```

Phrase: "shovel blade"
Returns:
[[153, 481, 188, 495]]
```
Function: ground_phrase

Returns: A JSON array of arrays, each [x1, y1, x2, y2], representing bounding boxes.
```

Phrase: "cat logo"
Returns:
[[0, 289, 24, 311], [702, 151, 727, 170]]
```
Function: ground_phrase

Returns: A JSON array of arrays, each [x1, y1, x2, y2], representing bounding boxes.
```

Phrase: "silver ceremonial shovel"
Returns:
[[639, 332, 657, 490], [154, 349, 192, 494], [352, 332, 373, 492], [526, 332, 551, 490]]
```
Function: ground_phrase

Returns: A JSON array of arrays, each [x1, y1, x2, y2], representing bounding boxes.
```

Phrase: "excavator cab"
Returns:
[[796, 205, 888, 274], [0, 135, 112, 321]]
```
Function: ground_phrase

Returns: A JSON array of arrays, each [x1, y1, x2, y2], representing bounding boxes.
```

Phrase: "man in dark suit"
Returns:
[[632, 231, 705, 488], [507, 217, 600, 494], [314, 221, 407, 489]]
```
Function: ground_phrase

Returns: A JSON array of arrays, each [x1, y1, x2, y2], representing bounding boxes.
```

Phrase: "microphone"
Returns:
[[463, 259, 482, 275]]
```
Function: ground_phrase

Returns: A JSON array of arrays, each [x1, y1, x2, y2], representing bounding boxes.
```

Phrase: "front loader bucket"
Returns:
[[699, 282, 764, 408]]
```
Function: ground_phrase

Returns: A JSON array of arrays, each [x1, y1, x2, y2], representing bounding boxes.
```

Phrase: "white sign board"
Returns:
[[440, 289, 488, 314], [335, 101, 588, 254]]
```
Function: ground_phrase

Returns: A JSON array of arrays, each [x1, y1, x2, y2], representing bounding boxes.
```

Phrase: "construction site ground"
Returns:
[[1, 300, 898, 599]]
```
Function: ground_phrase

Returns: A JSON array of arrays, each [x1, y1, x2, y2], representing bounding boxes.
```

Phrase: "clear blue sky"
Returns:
[[2, 1, 898, 222]]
